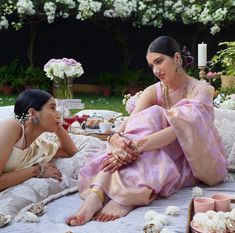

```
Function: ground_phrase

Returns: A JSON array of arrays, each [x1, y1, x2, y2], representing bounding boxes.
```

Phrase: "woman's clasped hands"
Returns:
[[101, 133, 146, 172]]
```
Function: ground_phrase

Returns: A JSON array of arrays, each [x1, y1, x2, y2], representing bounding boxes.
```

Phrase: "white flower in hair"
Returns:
[[165, 206, 180, 216], [144, 210, 158, 221], [192, 186, 203, 197]]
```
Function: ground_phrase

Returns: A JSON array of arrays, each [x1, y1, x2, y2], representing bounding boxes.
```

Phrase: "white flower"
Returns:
[[144, 210, 158, 221], [44, 58, 84, 80], [193, 213, 209, 227], [143, 219, 163, 233], [192, 186, 203, 197], [165, 206, 180, 216], [16, 0, 35, 15]]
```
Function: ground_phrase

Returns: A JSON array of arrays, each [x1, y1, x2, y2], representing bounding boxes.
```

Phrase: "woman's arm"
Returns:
[[138, 126, 177, 152], [54, 125, 78, 158], [0, 120, 40, 190]]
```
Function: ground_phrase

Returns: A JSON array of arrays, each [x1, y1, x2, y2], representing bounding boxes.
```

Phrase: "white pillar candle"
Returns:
[[198, 43, 207, 67]]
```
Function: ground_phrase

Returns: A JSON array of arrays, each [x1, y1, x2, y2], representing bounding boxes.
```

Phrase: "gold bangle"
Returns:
[[35, 163, 45, 178], [107, 132, 123, 143], [91, 188, 105, 204]]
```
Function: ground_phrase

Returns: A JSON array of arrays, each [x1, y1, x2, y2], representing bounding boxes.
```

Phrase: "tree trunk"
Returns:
[[27, 23, 38, 68]]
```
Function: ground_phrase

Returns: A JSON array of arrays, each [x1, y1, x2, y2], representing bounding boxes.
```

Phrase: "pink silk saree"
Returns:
[[78, 81, 227, 206]]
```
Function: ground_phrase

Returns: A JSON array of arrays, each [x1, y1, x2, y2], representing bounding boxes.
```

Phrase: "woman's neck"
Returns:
[[167, 72, 189, 92], [24, 124, 44, 147]]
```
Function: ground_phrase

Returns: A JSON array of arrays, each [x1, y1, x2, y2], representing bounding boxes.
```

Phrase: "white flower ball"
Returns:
[[165, 206, 180, 216], [192, 186, 203, 197], [144, 210, 158, 221]]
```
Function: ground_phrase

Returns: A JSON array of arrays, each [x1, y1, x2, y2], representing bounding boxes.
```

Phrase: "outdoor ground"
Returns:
[[0, 93, 126, 115]]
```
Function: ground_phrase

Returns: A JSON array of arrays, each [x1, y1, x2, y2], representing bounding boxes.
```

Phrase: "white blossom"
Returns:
[[0, 16, 9, 30], [144, 210, 158, 221], [165, 206, 180, 216], [192, 186, 203, 197], [16, 0, 35, 15]]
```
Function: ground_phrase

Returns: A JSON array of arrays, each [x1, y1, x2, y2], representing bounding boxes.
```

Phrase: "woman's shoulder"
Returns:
[[188, 77, 214, 98], [0, 119, 22, 135]]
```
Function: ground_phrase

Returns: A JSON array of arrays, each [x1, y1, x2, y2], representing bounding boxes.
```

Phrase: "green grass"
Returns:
[[0, 93, 127, 115]]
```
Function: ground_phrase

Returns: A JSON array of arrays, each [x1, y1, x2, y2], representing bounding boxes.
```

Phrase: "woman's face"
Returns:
[[37, 97, 60, 132], [146, 52, 178, 84]]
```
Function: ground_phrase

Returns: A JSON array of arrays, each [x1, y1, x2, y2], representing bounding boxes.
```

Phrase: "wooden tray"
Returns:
[[186, 198, 235, 233]]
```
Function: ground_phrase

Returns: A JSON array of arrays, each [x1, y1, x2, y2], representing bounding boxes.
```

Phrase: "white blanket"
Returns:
[[1, 182, 235, 233]]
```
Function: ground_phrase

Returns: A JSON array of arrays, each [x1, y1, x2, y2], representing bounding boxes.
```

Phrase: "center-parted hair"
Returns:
[[14, 89, 52, 119], [147, 36, 181, 58]]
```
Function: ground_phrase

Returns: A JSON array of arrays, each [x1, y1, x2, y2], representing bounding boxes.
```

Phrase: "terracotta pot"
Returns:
[[2, 85, 13, 95], [103, 86, 112, 97]]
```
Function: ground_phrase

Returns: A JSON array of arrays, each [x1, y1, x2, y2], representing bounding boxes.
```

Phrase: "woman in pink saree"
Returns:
[[67, 36, 227, 226]]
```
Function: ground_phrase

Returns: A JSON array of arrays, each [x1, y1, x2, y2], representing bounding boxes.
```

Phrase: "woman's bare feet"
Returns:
[[66, 189, 104, 226], [93, 200, 134, 222]]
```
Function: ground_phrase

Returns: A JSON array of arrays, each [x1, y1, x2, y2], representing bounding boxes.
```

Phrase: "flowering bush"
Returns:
[[122, 91, 142, 114], [0, 1, 234, 34]]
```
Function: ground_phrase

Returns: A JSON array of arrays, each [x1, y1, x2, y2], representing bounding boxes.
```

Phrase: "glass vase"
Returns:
[[54, 77, 74, 99]]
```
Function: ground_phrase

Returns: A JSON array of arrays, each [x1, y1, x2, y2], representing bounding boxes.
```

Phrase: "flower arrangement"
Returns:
[[122, 91, 143, 114], [44, 58, 84, 99], [192, 209, 235, 232]]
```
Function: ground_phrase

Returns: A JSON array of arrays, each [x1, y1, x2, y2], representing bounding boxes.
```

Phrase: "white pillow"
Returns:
[[75, 109, 122, 121], [0, 105, 14, 121], [214, 107, 235, 122], [214, 118, 235, 172]]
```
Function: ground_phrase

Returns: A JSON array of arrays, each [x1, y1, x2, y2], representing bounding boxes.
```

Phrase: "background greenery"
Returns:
[[0, 93, 127, 115]]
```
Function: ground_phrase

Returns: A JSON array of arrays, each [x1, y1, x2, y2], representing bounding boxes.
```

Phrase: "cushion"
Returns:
[[75, 109, 122, 121], [0, 133, 106, 221], [0, 105, 14, 121], [214, 115, 235, 172]]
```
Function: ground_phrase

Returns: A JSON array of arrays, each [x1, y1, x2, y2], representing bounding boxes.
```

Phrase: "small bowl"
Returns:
[[211, 193, 231, 212], [194, 197, 214, 213]]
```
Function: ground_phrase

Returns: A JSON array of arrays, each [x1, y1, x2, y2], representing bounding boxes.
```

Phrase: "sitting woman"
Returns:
[[0, 89, 78, 191], [67, 36, 228, 226]]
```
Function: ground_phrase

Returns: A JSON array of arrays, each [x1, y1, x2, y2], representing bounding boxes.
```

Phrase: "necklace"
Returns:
[[162, 78, 189, 109]]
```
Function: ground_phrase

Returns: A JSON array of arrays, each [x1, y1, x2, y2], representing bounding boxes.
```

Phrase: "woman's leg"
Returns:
[[93, 200, 134, 222], [66, 185, 105, 226]]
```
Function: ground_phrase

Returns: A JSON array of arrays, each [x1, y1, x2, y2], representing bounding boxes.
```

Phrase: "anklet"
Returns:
[[91, 188, 105, 204]]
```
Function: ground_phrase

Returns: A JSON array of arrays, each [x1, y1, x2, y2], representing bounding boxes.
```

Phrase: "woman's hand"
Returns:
[[102, 138, 147, 172], [109, 133, 135, 158], [37, 162, 62, 181]]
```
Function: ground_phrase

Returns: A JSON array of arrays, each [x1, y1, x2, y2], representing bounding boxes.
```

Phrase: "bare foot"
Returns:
[[93, 200, 134, 222], [66, 191, 104, 226]]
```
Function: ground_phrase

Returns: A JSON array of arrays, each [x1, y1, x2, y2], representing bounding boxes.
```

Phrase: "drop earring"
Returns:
[[32, 116, 40, 125], [176, 58, 183, 72]]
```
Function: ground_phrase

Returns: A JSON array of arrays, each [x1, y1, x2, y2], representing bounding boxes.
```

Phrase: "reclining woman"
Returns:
[[67, 36, 227, 226], [0, 89, 78, 191]]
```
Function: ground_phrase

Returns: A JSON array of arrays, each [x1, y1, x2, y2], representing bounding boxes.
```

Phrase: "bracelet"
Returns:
[[35, 163, 45, 178], [107, 132, 123, 143]]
